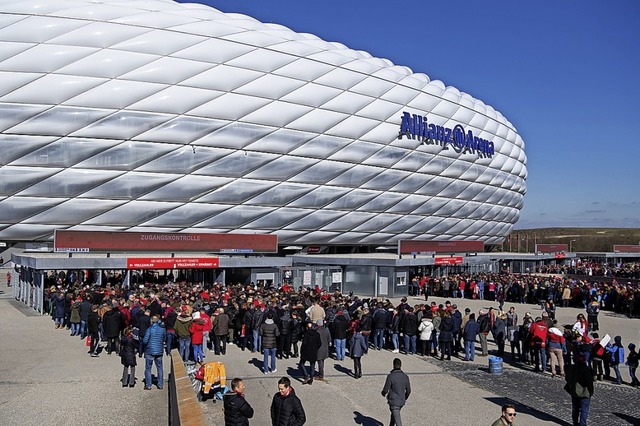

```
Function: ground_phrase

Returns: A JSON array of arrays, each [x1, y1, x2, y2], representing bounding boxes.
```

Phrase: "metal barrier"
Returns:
[[11, 268, 44, 314]]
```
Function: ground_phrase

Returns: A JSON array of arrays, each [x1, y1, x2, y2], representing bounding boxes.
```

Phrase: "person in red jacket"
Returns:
[[529, 317, 549, 373], [189, 312, 206, 363], [199, 308, 212, 355]]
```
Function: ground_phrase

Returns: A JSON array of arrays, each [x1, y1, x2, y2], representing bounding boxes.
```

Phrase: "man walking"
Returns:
[[143, 315, 166, 390], [381, 358, 411, 426]]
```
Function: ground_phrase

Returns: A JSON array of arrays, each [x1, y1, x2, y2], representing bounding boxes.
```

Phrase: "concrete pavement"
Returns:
[[0, 293, 167, 426]]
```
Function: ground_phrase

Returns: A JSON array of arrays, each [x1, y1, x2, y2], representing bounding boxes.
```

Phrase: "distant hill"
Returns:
[[503, 228, 640, 252]]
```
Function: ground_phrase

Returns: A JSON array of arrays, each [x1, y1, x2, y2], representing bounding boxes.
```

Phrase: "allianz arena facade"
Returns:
[[0, 0, 527, 248]]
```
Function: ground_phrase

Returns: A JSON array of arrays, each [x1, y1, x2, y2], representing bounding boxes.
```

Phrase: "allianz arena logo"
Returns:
[[398, 111, 495, 159]]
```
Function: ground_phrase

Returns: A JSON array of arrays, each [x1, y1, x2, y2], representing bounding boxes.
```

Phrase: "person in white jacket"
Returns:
[[418, 312, 435, 357]]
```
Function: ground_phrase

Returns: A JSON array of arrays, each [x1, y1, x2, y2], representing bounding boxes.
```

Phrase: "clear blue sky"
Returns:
[[179, 0, 640, 229]]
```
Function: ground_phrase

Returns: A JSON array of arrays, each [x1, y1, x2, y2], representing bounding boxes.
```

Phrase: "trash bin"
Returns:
[[489, 356, 503, 375]]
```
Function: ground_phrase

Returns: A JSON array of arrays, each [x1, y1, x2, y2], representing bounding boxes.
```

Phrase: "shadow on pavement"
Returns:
[[613, 412, 640, 425], [353, 410, 383, 425], [484, 397, 571, 425], [334, 362, 354, 377]]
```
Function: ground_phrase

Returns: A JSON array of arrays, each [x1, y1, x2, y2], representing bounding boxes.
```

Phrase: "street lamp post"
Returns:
[[569, 239, 577, 252]]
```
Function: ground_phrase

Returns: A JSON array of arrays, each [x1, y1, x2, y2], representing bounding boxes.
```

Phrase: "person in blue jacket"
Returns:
[[143, 315, 166, 390], [606, 335, 625, 384]]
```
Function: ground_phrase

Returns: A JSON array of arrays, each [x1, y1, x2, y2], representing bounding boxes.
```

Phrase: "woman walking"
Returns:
[[349, 326, 367, 379]]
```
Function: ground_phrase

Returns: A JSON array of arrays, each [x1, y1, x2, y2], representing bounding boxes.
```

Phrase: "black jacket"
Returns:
[[270, 387, 305, 426], [439, 316, 454, 342], [402, 313, 418, 336], [260, 320, 280, 350], [119, 335, 137, 367], [332, 314, 349, 340], [300, 328, 321, 362], [88, 311, 100, 334], [103, 308, 123, 338], [224, 391, 254, 426]]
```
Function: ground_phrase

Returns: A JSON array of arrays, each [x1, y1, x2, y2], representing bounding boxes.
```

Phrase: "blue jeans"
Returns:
[[612, 364, 622, 383], [465, 340, 475, 360], [571, 396, 590, 426], [166, 331, 175, 356], [192, 343, 203, 363], [392, 333, 399, 351], [70, 322, 80, 335], [334, 338, 346, 360], [403, 335, 416, 354], [54, 317, 64, 327], [178, 337, 191, 361], [252, 330, 262, 353], [373, 328, 385, 350], [263, 347, 277, 373], [80, 320, 87, 338], [144, 354, 164, 388]]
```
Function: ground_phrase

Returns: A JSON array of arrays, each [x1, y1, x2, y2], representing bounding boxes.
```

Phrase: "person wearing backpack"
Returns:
[[586, 298, 600, 332]]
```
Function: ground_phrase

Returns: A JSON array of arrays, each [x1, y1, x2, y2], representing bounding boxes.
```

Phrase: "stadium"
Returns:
[[0, 0, 527, 251]]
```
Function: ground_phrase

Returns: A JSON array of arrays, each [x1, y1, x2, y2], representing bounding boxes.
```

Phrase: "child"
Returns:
[[626, 343, 639, 387], [120, 326, 137, 387]]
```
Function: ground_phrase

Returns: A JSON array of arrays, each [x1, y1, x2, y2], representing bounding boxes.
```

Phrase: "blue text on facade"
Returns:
[[398, 112, 495, 159]]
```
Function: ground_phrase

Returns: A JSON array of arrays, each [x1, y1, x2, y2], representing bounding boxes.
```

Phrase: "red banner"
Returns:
[[555, 253, 566, 259], [613, 245, 640, 253], [126, 257, 219, 269], [399, 240, 484, 254], [54, 230, 277, 253], [535, 244, 569, 253], [434, 256, 464, 265]]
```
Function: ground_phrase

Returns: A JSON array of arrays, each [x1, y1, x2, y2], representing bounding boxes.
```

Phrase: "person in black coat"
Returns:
[[88, 305, 101, 357], [120, 327, 137, 387], [137, 309, 151, 356], [224, 378, 254, 426], [439, 312, 454, 360], [299, 322, 321, 385], [278, 309, 293, 359], [270, 377, 305, 426], [103, 304, 124, 355]]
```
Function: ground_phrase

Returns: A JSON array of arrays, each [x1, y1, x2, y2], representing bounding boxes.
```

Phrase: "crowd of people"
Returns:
[[537, 261, 640, 279], [42, 268, 640, 425], [410, 270, 640, 318]]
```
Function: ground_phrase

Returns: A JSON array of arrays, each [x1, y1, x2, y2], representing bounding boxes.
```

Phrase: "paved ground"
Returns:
[[199, 294, 640, 426], [2, 291, 639, 426], [0, 292, 167, 426]]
